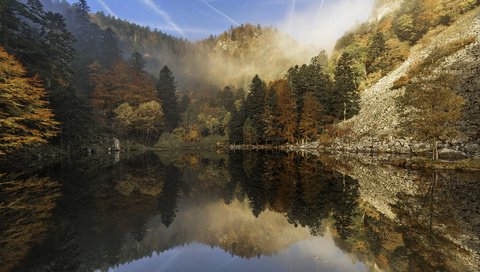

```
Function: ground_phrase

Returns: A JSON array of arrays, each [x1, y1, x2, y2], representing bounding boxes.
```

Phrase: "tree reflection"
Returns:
[[0, 174, 61, 272], [227, 151, 361, 237], [7, 151, 475, 272]]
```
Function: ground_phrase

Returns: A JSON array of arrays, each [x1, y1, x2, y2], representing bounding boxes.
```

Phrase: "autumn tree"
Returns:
[[273, 80, 297, 143], [299, 92, 324, 141], [397, 77, 464, 160], [392, 0, 429, 44], [135, 101, 164, 144], [0, 48, 58, 155], [114, 101, 164, 145], [156, 65, 180, 132], [90, 60, 157, 121]]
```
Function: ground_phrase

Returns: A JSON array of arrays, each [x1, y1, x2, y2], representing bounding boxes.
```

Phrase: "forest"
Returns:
[[1, 0, 479, 159]]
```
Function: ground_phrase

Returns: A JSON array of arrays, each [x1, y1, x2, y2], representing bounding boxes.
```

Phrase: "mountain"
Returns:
[[91, 15, 316, 90], [327, 0, 480, 155]]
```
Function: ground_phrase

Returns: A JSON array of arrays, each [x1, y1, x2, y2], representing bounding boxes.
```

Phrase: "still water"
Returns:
[[1, 151, 479, 272]]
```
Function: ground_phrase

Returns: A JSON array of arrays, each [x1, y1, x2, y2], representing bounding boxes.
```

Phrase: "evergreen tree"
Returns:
[[334, 52, 360, 120], [74, 0, 90, 14], [307, 52, 335, 120], [42, 11, 75, 89], [228, 105, 245, 144], [128, 51, 146, 71], [244, 75, 266, 143], [99, 28, 121, 69], [156, 65, 180, 131], [217, 85, 235, 112], [0, 0, 28, 48], [69, 0, 103, 93], [263, 86, 279, 145], [366, 32, 386, 74]]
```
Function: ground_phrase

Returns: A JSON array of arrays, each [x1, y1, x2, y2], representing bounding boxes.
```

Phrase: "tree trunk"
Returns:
[[432, 139, 439, 160]]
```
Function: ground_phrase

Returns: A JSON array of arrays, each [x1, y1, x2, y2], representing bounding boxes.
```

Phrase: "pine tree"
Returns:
[[42, 11, 75, 89], [69, 0, 103, 93], [0, 48, 58, 155], [99, 28, 121, 69], [128, 51, 145, 71], [307, 52, 335, 120], [244, 75, 266, 143], [366, 32, 386, 74], [228, 105, 245, 144], [156, 65, 180, 131], [334, 52, 360, 121]]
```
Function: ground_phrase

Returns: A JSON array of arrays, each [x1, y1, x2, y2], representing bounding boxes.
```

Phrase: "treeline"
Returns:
[[0, 0, 182, 155], [227, 51, 360, 145]]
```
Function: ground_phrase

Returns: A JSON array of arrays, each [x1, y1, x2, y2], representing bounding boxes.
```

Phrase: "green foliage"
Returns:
[[334, 52, 361, 120], [244, 75, 267, 142], [114, 101, 164, 145], [228, 106, 245, 144], [392, 0, 429, 44], [156, 65, 180, 132], [366, 32, 386, 74], [128, 51, 146, 71]]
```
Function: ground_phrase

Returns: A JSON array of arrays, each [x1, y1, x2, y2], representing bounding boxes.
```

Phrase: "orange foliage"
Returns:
[[90, 60, 158, 116], [271, 79, 297, 143], [0, 48, 58, 155]]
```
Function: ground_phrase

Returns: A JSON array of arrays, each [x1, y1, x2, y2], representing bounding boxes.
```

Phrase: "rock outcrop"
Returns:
[[329, 8, 480, 156]]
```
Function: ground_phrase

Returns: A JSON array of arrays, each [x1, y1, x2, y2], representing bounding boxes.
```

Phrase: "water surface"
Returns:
[[1, 151, 478, 271]]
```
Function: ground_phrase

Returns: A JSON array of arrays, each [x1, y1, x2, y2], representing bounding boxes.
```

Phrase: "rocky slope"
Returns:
[[330, 7, 480, 156]]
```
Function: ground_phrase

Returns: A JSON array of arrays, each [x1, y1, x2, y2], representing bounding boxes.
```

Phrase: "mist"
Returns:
[[279, 0, 376, 53]]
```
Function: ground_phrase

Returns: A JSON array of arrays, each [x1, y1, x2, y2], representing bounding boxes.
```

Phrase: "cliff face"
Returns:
[[331, 7, 480, 156]]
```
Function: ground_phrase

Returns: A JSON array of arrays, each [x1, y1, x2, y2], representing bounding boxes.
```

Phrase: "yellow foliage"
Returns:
[[0, 48, 58, 155]]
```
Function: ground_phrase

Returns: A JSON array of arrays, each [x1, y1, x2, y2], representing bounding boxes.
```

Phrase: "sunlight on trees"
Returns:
[[0, 48, 58, 155]]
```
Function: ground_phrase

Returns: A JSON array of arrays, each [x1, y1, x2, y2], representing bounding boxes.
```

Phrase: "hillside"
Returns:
[[91, 15, 315, 90], [329, 6, 480, 155]]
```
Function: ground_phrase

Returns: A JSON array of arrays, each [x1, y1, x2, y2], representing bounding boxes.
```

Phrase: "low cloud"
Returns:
[[279, 0, 375, 52]]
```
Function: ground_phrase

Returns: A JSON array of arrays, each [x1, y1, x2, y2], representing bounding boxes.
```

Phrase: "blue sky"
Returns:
[[74, 0, 375, 50]]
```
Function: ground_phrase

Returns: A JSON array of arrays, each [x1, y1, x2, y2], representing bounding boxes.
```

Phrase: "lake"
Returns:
[[1, 151, 479, 272]]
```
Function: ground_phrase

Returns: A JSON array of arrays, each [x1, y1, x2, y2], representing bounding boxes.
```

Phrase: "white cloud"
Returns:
[[279, 0, 375, 52]]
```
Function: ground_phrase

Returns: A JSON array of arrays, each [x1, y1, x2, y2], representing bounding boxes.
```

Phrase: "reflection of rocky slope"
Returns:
[[321, 154, 421, 220], [325, 155, 480, 271]]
